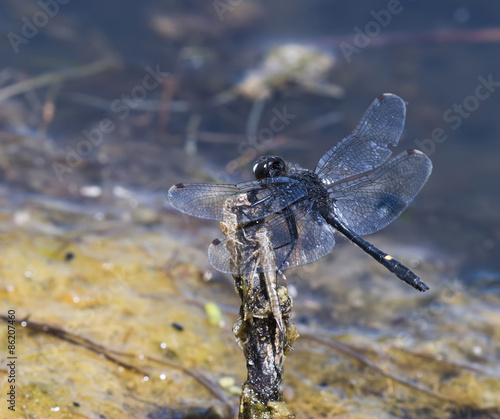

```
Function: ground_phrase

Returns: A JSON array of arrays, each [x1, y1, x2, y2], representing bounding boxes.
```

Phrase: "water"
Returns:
[[1, 1, 499, 418]]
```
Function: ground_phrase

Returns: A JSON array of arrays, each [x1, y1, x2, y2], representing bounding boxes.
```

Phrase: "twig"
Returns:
[[157, 75, 178, 135], [219, 197, 297, 418], [302, 333, 460, 404], [38, 82, 62, 136], [391, 346, 496, 377], [109, 349, 230, 406], [246, 97, 267, 138], [184, 113, 202, 155], [318, 27, 500, 51], [0, 315, 148, 375], [0, 315, 231, 411], [62, 92, 190, 112], [0, 59, 120, 102]]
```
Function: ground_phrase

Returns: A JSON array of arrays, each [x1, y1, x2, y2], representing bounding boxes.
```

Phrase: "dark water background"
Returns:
[[1, 0, 500, 311]]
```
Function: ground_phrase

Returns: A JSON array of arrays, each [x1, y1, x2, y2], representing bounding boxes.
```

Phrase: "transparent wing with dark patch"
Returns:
[[327, 150, 432, 235], [315, 94, 406, 183], [208, 201, 336, 274], [168, 177, 307, 222]]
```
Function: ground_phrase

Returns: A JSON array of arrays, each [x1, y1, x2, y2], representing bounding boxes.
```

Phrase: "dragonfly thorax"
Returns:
[[290, 170, 330, 203]]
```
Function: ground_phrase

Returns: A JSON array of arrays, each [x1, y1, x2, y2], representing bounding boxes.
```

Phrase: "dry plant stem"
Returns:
[[220, 198, 296, 418], [303, 333, 460, 404], [0, 315, 232, 413], [234, 272, 294, 418], [0, 59, 119, 102]]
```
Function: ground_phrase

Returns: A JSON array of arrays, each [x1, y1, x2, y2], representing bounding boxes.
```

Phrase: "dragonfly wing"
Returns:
[[269, 202, 336, 271], [315, 94, 406, 183], [328, 150, 432, 235], [208, 201, 336, 274], [168, 177, 307, 221]]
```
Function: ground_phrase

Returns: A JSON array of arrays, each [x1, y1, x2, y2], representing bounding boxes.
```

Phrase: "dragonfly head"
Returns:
[[253, 156, 287, 180]]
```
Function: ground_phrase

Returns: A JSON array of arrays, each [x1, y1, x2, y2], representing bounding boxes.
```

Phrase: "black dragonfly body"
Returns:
[[168, 94, 432, 291]]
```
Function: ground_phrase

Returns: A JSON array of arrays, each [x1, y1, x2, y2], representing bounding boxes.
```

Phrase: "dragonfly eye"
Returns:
[[253, 156, 286, 180]]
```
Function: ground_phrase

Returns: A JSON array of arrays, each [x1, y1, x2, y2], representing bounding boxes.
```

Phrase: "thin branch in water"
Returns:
[[392, 346, 496, 377], [301, 332, 461, 404], [157, 75, 178, 135], [318, 27, 500, 51], [62, 92, 190, 112], [38, 81, 62, 136], [0, 315, 231, 409], [108, 349, 230, 406], [0, 59, 120, 102], [0, 315, 148, 376]]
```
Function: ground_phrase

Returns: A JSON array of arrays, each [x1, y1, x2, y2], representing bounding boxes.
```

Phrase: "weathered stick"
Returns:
[[220, 197, 298, 418], [0, 59, 120, 102]]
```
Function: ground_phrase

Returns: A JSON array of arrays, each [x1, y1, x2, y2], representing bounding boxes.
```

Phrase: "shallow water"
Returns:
[[1, 1, 499, 418]]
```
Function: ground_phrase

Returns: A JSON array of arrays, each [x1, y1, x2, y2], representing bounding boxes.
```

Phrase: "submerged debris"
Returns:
[[235, 43, 343, 100]]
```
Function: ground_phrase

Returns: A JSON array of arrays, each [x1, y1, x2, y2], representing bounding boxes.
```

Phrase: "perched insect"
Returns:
[[169, 94, 432, 291]]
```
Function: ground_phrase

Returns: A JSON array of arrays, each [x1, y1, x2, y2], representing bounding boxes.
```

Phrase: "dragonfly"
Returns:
[[168, 94, 432, 291]]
